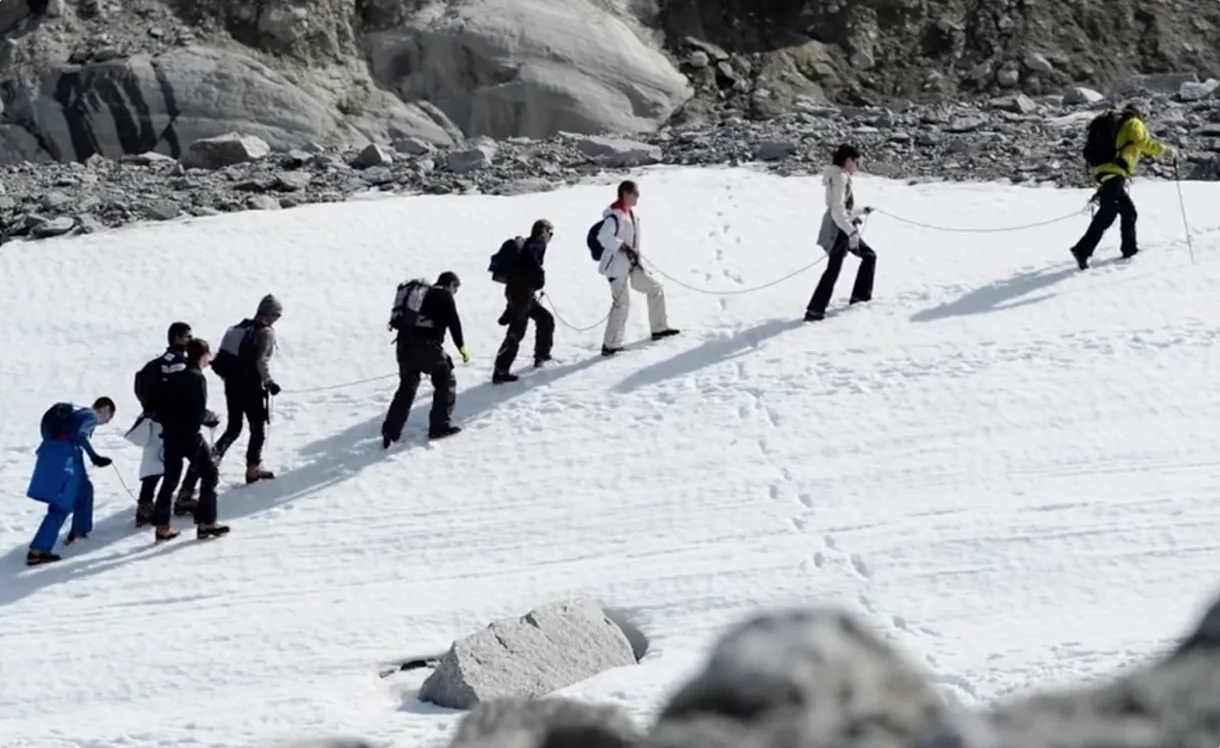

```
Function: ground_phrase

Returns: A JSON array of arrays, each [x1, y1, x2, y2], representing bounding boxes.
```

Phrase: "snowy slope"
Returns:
[[2, 166, 1220, 748]]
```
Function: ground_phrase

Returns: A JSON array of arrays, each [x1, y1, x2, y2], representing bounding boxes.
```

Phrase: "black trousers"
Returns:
[[1072, 175, 1137, 258], [807, 231, 877, 316], [382, 338, 456, 440], [213, 383, 268, 466], [493, 283, 554, 373], [154, 431, 220, 525]]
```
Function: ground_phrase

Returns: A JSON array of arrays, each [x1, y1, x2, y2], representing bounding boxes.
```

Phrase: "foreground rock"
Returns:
[[4, 83, 1220, 246], [299, 591, 1220, 747], [446, 697, 641, 748], [418, 599, 638, 709]]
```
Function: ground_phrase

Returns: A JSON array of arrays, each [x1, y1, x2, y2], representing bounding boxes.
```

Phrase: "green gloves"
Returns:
[[459, 346, 470, 364]]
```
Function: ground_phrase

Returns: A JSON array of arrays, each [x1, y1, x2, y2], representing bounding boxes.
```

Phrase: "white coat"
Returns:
[[596, 203, 640, 279], [123, 415, 165, 480]]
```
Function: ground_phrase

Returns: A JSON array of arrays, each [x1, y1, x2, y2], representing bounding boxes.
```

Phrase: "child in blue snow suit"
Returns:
[[26, 397, 116, 566]]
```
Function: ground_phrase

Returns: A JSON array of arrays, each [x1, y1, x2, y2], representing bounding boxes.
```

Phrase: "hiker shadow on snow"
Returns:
[[614, 318, 803, 393], [0, 352, 603, 605], [215, 351, 604, 522], [909, 257, 1124, 322]]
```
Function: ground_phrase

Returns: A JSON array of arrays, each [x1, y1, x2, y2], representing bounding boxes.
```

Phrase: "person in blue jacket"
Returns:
[[26, 397, 116, 566]]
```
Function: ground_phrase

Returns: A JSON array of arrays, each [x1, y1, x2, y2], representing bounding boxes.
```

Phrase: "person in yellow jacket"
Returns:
[[1070, 102, 1176, 270]]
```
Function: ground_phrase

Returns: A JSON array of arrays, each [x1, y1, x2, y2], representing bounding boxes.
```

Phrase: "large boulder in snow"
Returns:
[[365, 0, 693, 141], [418, 599, 638, 709], [446, 696, 641, 748], [0, 45, 453, 165]]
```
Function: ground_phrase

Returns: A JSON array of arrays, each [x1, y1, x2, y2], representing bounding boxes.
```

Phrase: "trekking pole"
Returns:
[[1173, 161, 1195, 264]]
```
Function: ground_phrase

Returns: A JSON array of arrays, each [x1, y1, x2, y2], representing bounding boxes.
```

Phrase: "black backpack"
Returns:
[[488, 238, 524, 284], [586, 214, 619, 262], [133, 356, 163, 413], [41, 402, 74, 440], [211, 320, 254, 381], [1083, 110, 1123, 168]]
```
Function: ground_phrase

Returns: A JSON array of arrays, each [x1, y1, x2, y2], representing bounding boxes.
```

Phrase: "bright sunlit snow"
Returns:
[[2, 166, 1220, 748]]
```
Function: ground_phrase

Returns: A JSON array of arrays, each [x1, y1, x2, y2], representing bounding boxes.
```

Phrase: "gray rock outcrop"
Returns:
[[365, 0, 692, 141], [418, 599, 638, 710], [0, 0, 688, 164]]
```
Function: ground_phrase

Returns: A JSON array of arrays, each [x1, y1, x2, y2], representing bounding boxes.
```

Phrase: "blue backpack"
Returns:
[[41, 402, 74, 440], [585, 215, 619, 261]]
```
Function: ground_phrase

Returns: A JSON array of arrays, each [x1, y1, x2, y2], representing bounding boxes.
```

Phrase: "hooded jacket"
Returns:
[[817, 165, 869, 253]]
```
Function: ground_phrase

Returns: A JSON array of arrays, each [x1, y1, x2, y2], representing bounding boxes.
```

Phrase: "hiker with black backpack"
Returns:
[[126, 321, 217, 527], [806, 143, 877, 322], [1070, 102, 1177, 270], [210, 294, 282, 484], [588, 179, 679, 356], [381, 271, 468, 448], [487, 218, 556, 383], [25, 397, 116, 566]]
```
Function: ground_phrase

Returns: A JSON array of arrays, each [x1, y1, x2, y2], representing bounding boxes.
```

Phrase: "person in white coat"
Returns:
[[805, 144, 877, 321], [596, 179, 680, 355]]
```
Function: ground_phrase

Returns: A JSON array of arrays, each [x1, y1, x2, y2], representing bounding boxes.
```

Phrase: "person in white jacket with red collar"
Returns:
[[806, 143, 877, 321], [596, 179, 680, 355]]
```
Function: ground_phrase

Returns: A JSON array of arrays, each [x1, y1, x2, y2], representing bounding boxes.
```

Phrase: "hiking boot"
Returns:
[[135, 501, 155, 527], [492, 371, 519, 384], [534, 353, 553, 368], [26, 549, 61, 566], [1121, 247, 1139, 259], [651, 329, 680, 341], [601, 346, 623, 357], [65, 531, 88, 545], [197, 523, 231, 540], [428, 425, 462, 440], [155, 525, 181, 543], [246, 464, 275, 484], [382, 434, 395, 449], [1070, 246, 1089, 270], [173, 490, 198, 517], [804, 310, 825, 322]]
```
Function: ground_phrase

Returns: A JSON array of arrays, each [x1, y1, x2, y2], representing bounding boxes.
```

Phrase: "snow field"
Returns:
[[0, 166, 1219, 747]]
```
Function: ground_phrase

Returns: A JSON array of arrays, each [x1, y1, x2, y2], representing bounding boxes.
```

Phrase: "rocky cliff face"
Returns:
[[658, 0, 1220, 121], [3, 0, 1220, 165]]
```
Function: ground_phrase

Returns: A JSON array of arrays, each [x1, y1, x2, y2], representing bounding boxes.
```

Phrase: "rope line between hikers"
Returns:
[[273, 197, 1180, 395]]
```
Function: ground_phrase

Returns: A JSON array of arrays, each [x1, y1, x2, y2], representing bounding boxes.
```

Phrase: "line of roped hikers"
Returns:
[[20, 110, 1176, 566]]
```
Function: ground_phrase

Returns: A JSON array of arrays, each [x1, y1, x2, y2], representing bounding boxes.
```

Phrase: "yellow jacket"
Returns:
[[1094, 116, 1166, 181]]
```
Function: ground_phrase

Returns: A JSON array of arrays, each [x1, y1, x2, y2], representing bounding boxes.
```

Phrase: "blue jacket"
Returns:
[[27, 407, 100, 511]]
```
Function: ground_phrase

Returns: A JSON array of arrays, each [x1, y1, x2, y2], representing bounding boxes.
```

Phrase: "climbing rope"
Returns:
[[226, 199, 1131, 392], [280, 373, 396, 395], [872, 204, 1088, 233]]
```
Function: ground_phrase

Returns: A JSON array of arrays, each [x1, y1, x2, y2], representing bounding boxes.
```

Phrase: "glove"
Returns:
[[91, 455, 112, 468], [1163, 145, 1178, 162], [203, 410, 220, 429], [624, 247, 640, 266], [862, 205, 874, 215], [459, 346, 471, 364], [266, 382, 281, 396], [537, 269, 545, 289], [847, 231, 860, 251]]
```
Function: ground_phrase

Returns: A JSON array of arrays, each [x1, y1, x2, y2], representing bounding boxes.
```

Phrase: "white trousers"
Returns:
[[603, 267, 669, 349], [123, 415, 165, 480]]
